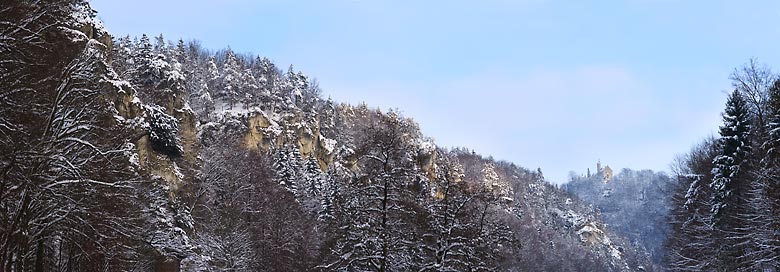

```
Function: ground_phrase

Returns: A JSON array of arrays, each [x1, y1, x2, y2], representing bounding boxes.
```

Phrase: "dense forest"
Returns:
[[1, 1, 779, 271]]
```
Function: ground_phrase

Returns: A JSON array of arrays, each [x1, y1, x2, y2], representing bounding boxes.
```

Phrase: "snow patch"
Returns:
[[321, 137, 337, 153]]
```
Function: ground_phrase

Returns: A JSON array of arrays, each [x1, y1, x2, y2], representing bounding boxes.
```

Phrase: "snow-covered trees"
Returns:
[[764, 79, 780, 168], [192, 140, 319, 271], [132, 34, 155, 87], [0, 1, 148, 270], [272, 145, 303, 195], [2, 2, 661, 269], [420, 153, 488, 271], [666, 60, 780, 271], [321, 110, 423, 271], [565, 168, 674, 266], [666, 137, 720, 271], [667, 88, 758, 271], [146, 104, 183, 158], [710, 90, 753, 222], [218, 49, 241, 109], [707, 90, 754, 270]]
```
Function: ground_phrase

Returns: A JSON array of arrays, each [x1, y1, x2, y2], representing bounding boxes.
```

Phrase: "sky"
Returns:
[[89, 0, 780, 184]]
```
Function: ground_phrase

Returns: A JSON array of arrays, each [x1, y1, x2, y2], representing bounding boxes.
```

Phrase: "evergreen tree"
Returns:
[[303, 155, 323, 195], [710, 90, 752, 221], [111, 35, 134, 78], [273, 146, 302, 195], [153, 33, 166, 55], [763, 79, 780, 168], [133, 33, 154, 87], [206, 55, 220, 90], [709, 89, 753, 270], [219, 49, 241, 109], [240, 68, 259, 107], [175, 38, 187, 65], [750, 79, 780, 269]]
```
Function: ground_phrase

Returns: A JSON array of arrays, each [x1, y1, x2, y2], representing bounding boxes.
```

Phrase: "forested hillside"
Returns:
[[565, 167, 674, 267], [13, 1, 780, 271], [1, 1, 653, 271], [665, 60, 780, 271]]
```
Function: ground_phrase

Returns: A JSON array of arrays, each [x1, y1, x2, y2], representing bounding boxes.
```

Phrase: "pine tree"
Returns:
[[273, 146, 302, 195], [710, 90, 752, 221], [175, 38, 187, 65], [764, 80, 780, 168], [303, 155, 323, 195], [111, 35, 134, 78], [709, 89, 753, 270], [240, 68, 259, 107], [153, 33, 166, 55], [750, 79, 780, 269], [133, 33, 154, 87], [220, 49, 241, 109]]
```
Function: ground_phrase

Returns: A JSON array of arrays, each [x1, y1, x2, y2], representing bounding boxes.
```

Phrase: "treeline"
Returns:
[[666, 60, 780, 270]]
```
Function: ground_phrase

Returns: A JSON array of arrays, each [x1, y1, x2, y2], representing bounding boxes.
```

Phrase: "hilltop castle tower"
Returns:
[[596, 160, 613, 183]]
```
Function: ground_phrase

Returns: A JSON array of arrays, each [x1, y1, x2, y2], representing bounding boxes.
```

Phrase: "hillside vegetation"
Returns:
[[0, 1, 652, 271]]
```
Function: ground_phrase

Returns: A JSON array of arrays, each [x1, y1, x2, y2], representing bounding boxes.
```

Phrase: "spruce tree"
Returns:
[[709, 89, 753, 270], [710, 90, 752, 221], [133, 34, 154, 87], [273, 146, 302, 195], [220, 49, 241, 109], [175, 38, 187, 65], [764, 80, 780, 168], [752, 79, 780, 269], [153, 33, 166, 55]]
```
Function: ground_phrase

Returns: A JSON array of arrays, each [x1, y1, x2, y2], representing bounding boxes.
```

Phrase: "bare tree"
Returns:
[[0, 1, 146, 270], [730, 58, 776, 139]]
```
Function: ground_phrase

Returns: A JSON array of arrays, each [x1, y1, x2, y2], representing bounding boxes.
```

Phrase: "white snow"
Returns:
[[418, 138, 436, 154], [321, 137, 337, 153]]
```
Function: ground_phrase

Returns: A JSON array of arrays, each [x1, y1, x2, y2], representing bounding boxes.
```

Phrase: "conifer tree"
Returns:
[[175, 38, 187, 65], [763, 80, 780, 168], [133, 33, 154, 87], [220, 49, 241, 109], [709, 89, 753, 270], [273, 146, 302, 195], [749, 79, 780, 269], [710, 90, 752, 221], [153, 33, 166, 55]]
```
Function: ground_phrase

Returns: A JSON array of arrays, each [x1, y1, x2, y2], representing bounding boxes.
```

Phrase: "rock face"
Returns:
[[110, 83, 196, 195], [226, 109, 339, 171]]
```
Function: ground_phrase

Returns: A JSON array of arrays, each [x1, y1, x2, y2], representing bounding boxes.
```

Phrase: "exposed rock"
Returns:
[[243, 111, 271, 150]]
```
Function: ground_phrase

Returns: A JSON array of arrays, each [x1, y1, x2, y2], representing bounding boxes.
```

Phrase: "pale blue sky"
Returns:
[[90, 0, 780, 184]]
